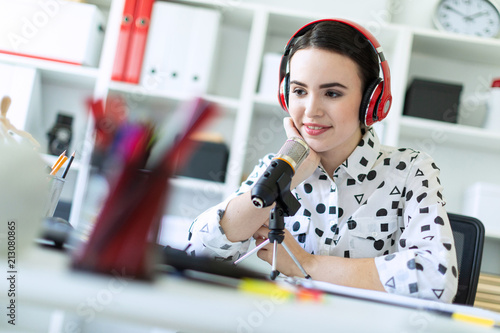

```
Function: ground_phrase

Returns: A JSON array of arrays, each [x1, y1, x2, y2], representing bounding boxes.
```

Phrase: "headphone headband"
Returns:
[[278, 18, 392, 126]]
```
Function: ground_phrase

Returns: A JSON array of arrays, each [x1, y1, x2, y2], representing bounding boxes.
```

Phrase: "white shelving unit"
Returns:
[[3, 0, 500, 274]]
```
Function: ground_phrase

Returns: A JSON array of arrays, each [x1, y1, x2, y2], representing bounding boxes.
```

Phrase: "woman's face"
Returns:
[[288, 48, 364, 158]]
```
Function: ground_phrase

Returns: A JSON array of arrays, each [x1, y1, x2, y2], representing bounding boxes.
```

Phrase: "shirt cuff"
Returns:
[[189, 200, 250, 261]]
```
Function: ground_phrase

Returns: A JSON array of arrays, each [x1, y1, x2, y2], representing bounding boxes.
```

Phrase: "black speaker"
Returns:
[[404, 79, 463, 123], [175, 139, 229, 183]]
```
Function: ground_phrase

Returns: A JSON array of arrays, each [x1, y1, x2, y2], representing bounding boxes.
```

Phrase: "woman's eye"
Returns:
[[326, 90, 341, 98], [293, 88, 306, 96]]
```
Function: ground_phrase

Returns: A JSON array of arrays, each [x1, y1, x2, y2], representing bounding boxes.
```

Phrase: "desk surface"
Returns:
[[4, 247, 500, 333]]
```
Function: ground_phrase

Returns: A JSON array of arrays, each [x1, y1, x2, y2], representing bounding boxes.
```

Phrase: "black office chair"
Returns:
[[448, 212, 485, 306]]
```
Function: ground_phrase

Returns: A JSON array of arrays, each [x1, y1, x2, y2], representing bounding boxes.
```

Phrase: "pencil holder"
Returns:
[[44, 175, 66, 217]]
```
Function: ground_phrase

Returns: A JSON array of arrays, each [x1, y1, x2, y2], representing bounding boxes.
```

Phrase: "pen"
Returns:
[[62, 151, 75, 179]]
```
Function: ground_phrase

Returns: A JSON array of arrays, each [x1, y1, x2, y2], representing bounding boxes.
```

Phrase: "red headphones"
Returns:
[[278, 19, 392, 127]]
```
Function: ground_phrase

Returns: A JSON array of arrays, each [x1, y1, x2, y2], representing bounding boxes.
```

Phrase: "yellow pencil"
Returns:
[[51, 150, 67, 171], [50, 155, 68, 176]]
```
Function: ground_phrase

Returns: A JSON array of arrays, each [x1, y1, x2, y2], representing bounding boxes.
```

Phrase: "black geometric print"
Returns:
[[390, 186, 401, 195], [316, 203, 326, 214], [377, 209, 388, 217], [347, 220, 357, 230], [374, 240, 384, 250], [433, 289, 444, 299], [298, 233, 306, 243], [354, 194, 364, 204], [417, 193, 427, 203], [434, 216, 445, 225]]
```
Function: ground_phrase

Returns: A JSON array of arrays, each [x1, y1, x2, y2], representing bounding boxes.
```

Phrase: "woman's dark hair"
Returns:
[[289, 21, 380, 93]]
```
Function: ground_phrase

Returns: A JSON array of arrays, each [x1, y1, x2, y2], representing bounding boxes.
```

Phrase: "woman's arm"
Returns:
[[254, 226, 386, 291]]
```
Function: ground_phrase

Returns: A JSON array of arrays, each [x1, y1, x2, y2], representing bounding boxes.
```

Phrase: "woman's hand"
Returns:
[[283, 117, 320, 188], [253, 226, 312, 278]]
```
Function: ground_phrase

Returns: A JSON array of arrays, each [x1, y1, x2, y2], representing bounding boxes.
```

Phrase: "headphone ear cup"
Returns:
[[279, 73, 290, 112], [359, 78, 383, 126]]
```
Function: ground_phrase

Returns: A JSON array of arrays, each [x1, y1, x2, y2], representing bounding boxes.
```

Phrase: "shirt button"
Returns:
[[372, 232, 378, 238]]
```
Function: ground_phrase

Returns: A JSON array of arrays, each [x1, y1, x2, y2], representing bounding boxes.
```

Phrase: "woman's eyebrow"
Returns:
[[290, 80, 307, 87], [319, 82, 348, 89], [290, 80, 348, 90]]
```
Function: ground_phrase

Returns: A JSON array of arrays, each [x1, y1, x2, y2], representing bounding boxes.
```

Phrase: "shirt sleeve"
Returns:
[[187, 154, 274, 261], [374, 151, 458, 303]]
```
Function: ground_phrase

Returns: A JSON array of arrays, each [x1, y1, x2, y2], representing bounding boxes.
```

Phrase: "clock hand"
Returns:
[[443, 4, 467, 17], [463, 10, 488, 21]]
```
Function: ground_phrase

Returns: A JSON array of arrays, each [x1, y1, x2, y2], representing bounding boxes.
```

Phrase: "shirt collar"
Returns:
[[333, 127, 381, 183]]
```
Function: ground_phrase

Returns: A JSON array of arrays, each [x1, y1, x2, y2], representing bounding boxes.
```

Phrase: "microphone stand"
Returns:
[[234, 174, 311, 280]]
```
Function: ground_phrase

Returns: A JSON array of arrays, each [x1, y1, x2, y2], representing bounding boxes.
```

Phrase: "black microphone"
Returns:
[[251, 136, 309, 209]]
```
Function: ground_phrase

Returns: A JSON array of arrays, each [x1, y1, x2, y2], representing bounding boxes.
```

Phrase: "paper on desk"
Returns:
[[289, 277, 500, 322]]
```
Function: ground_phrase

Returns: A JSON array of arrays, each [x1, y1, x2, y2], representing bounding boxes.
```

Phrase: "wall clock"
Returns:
[[433, 0, 500, 38]]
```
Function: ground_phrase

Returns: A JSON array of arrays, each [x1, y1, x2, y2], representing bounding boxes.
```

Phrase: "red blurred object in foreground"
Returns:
[[73, 98, 218, 280]]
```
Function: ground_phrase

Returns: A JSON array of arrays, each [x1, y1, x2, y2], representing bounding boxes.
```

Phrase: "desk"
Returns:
[[4, 247, 500, 333]]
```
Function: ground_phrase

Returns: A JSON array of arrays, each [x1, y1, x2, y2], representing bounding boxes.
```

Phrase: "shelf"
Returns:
[[411, 28, 500, 67], [253, 94, 281, 109], [109, 81, 240, 110], [399, 116, 500, 153], [0, 53, 99, 89], [486, 232, 500, 240], [169, 177, 226, 195]]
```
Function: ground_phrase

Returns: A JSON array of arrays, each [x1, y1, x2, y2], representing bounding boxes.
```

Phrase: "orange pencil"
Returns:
[[50, 155, 68, 176], [51, 150, 67, 171]]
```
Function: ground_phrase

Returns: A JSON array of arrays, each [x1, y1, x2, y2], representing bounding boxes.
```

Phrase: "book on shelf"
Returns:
[[475, 273, 500, 313]]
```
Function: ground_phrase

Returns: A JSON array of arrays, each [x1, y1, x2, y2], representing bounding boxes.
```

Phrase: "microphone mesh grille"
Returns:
[[276, 137, 309, 170]]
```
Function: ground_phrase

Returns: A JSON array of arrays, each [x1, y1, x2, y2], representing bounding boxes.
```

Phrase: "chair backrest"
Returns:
[[448, 212, 485, 305]]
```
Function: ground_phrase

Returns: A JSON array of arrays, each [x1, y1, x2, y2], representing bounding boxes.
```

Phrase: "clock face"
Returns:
[[434, 0, 500, 38]]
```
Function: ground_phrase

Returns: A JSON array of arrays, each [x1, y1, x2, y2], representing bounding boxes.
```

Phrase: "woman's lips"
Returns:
[[303, 123, 331, 136]]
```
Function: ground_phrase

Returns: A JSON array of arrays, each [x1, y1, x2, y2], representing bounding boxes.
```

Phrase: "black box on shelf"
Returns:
[[175, 139, 229, 183], [403, 78, 463, 123]]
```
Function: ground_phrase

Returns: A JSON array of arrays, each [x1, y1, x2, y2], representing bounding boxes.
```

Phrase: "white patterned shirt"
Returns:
[[188, 127, 458, 303]]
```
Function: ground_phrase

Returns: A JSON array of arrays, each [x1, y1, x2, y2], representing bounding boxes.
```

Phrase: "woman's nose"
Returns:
[[304, 95, 324, 117]]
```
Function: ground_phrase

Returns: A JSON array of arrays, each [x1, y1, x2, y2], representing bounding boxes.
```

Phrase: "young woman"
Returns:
[[188, 19, 458, 303]]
